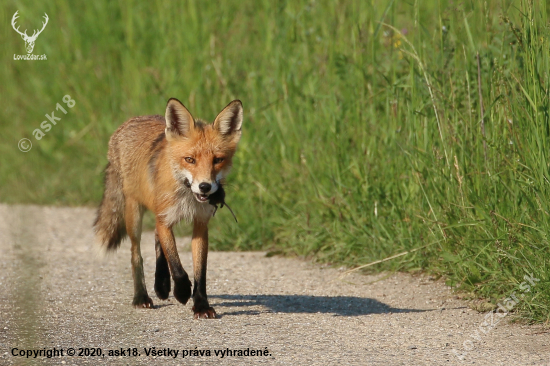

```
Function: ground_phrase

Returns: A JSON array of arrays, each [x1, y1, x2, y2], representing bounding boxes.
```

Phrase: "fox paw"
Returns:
[[193, 306, 216, 319], [132, 293, 154, 309], [154, 275, 171, 300], [173, 276, 192, 305]]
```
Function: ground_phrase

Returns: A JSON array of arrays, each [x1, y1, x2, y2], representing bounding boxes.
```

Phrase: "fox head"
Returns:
[[164, 98, 243, 203]]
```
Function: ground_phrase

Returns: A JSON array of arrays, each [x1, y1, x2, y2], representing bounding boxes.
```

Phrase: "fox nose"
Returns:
[[199, 182, 211, 193]]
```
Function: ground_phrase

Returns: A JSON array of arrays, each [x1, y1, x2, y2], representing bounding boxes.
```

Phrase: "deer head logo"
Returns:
[[11, 11, 49, 54]]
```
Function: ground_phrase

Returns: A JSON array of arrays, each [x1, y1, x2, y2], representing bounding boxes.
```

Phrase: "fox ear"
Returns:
[[165, 98, 194, 140], [213, 100, 243, 140]]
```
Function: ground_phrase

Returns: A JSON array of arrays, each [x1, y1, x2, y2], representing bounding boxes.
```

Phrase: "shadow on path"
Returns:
[[211, 294, 433, 317]]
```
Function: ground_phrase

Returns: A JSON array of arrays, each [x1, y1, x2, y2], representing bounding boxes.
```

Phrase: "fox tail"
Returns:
[[93, 162, 126, 251]]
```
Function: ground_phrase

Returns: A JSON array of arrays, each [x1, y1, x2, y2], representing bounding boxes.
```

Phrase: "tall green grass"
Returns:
[[1, 0, 549, 322]]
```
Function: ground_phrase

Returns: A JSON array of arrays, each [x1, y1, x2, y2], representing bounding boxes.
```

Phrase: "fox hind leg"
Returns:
[[125, 198, 154, 308], [154, 230, 171, 300]]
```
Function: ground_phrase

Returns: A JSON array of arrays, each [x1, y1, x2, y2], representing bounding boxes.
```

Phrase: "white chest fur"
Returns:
[[159, 188, 214, 226]]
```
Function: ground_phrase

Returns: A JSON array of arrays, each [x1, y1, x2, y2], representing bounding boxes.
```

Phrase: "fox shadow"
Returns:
[[210, 294, 431, 317]]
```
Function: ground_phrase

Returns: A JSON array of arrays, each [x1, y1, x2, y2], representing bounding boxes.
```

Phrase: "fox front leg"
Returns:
[[191, 220, 216, 319], [155, 221, 192, 305], [154, 229, 171, 300]]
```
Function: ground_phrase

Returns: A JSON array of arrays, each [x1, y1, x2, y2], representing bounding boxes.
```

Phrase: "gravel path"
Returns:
[[0, 204, 548, 365]]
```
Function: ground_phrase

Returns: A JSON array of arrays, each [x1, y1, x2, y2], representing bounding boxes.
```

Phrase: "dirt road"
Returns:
[[0, 204, 548, 365]]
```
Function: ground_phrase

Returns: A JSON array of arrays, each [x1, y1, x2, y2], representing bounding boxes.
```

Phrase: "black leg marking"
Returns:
[[154, 233, 171, 300], [192, 276, 216, 319], [173, 274, 192, 305]]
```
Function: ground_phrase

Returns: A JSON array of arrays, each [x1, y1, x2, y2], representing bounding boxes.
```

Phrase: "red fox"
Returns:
[[93, 98, 243, 319]]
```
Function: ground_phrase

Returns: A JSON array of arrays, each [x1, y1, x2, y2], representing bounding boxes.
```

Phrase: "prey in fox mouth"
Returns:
[[183, 177, 237, 222], [208, 184, 238, 222]]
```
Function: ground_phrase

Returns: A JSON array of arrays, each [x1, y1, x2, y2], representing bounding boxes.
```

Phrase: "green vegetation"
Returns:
[[2, 0, 549, 322]]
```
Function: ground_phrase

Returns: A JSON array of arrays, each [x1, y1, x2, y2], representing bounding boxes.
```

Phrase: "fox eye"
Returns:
[[213, 157, 224, 164], [184, 157, 195, 164]]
